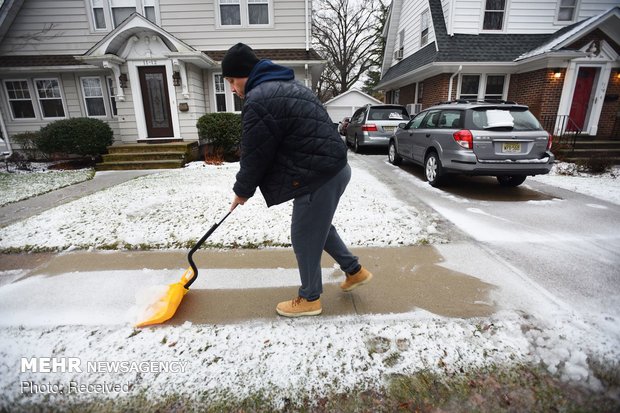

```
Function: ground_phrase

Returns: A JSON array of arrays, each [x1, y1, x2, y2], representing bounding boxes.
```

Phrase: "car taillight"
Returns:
[[546, 132, 553, 150], [453, 129, 473, 149], [362, 124, 378, 132]]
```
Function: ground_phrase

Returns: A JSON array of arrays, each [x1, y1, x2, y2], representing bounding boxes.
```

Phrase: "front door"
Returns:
[[569, 67, 597, 130], [138, 66, 174, 138]]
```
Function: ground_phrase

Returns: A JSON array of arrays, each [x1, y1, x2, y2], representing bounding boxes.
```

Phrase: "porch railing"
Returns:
[[541, 115, 582, 150]]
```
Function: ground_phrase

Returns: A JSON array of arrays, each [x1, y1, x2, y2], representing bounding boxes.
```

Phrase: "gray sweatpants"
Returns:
[[291, 164, 360, 301]]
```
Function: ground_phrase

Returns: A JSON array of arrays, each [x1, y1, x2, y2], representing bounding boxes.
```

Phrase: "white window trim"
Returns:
[[457, 73, 508, 101], [3, 79, 38, 121], [80, 76, 108, 118], [212, 73, 243, 113], [33, 78, 67, 120], [480, 0, 508, 33], [85, 0, 160, 32], [555, 0, 580, 24], [216, 0, 274, 29], [420, 10, 429, 47], [106, 76, 118, 117]]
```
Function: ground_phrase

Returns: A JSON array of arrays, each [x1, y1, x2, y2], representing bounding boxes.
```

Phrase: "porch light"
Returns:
[[172, 71, 181, 86], [118, 73, 128, 88], [553, 69, 562, 79]]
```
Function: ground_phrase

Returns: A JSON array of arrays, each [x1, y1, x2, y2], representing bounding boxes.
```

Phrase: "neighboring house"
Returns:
[[0, 0, 324, 145], [377, 0, 620, 138], [323, 89, 382, 124]]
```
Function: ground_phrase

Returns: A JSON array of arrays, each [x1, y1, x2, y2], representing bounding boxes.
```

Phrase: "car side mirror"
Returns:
[[398, 122, 407, 129]]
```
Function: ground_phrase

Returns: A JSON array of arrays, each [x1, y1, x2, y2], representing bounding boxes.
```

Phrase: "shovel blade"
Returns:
[[135, 282, 188, 327]]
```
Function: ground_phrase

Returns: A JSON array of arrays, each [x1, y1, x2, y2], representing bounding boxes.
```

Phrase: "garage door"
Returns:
[[327, 107, 354, 124]]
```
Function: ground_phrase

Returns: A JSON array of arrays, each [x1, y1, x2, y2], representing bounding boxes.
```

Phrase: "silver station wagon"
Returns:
[[388, 101, 554, 187], [346, 104, 409, 152]]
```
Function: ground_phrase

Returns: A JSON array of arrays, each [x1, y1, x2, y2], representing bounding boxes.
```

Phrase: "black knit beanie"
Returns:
[[221, 43, 260, 78]]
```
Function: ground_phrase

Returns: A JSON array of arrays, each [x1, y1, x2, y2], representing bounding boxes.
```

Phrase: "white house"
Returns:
[[323, 89, 382, 124], [0, 0, 325, 150]]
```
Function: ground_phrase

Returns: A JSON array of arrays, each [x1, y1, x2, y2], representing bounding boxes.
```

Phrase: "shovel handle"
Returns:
[[184, 208, 234, 289]]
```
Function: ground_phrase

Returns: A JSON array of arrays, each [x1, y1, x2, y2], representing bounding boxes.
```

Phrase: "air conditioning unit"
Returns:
[[406, 103, 422, 115], [393, 48, 403, 60]]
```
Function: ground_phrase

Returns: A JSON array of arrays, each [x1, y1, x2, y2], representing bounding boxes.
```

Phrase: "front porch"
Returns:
[[95, 141, 199, 171]]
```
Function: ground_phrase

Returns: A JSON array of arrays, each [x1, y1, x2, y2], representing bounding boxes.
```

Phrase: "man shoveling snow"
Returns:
[[223, 43, 373, 317]]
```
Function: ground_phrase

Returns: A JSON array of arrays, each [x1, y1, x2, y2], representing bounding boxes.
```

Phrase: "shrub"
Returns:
[[37, 118, 113, 158], [577, 154, 613, 174], [11, 131, 42, 161], [196, 113, 242, 159]]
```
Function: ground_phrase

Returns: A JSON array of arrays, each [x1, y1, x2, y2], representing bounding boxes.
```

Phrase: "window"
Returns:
[[112, 7, 135, 27], [234, 94, 243, 111], [406, 112, 426, 129], [482, 0, 505, 31], [4, 80, 36, 119], [248, 0, 268, 25], [88, 0, 159, 30], [81, 77, 107, 117], [106, 77, 118, 116], [420, 10, 429, 46], [460, 75, 480, 100], [92, 0, 107, 29], [484, 75, 505, 101], [557, 0, 577, 22], [143, 0, 156, 23], [421, 110, 441, 128], [220, 0, 241, 25], [214, 74, 227, 112], [398, 30, 404, 56], [438, 110, 462, 129], [219, 0, 271, 27], [35, 79, 65, 118], [459, 74, 507, 101]]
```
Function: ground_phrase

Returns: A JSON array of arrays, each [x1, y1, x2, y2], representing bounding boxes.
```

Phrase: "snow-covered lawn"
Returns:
[[530, 163, 620, 205], [0, 159, 618, 410], [0, 161, 442, 252], [0, 168, 94, 207]]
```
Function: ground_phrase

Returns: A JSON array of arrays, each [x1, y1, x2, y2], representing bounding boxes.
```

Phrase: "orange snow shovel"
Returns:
[[135, 209, 235, 327]]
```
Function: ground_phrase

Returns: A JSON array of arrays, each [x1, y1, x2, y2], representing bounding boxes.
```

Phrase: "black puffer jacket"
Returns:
[[233, 60, 348, 207]]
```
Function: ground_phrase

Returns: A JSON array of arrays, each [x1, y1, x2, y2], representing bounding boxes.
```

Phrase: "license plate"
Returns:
[[502, 142, 521, 153], [383, 126, 396, 132]]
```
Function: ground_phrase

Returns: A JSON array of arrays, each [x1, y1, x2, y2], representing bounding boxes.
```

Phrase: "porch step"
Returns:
[[96, 142, 199, 171], [554, 139, 620, 164]]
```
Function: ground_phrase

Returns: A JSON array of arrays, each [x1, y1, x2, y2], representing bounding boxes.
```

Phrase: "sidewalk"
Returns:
[[0, 170, 158, 227], [0, 246, 496, 326]]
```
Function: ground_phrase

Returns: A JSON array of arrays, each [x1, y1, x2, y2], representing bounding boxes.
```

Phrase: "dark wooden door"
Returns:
[[138, 66, 174, 138], [569, 67, 597, 130]]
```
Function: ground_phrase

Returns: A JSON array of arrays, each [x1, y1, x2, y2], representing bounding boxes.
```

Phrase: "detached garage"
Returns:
[[324, 89, 382, 124]]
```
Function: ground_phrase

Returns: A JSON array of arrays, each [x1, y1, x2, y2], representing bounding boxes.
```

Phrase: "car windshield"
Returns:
[[368, 107, 409, 121], [471, 108, 542, 131]]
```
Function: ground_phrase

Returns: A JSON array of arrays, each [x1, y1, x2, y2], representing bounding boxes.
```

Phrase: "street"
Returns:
[[352, 151, 620, 318]]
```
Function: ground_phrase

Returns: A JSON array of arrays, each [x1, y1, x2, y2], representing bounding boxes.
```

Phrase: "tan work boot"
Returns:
[[276, 296, 322, 317], [340, 266, 373, 291]]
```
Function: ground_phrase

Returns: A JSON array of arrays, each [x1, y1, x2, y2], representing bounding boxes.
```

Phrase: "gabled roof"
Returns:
[[516, 7, 620, 61], [323, 89, 382, 106], [378, 0, 619, 89], [0, 0, 24, 45]]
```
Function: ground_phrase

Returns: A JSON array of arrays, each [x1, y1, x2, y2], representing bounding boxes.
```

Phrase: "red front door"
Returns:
[[569, 67, 597, 130]]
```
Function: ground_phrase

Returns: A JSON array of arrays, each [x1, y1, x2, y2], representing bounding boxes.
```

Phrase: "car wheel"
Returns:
[[497, 175, 527, 187], [388, 141, 402, 165], [425, 151, 444, 187], [353, 136, 362, 153]]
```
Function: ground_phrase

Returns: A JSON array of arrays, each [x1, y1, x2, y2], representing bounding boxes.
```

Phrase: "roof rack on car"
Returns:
[[435, 99, 471, 105], [435, 99, 520, 105]]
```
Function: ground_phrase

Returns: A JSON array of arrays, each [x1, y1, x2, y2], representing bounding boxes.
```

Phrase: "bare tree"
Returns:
[[313, 0, 384, 102]]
